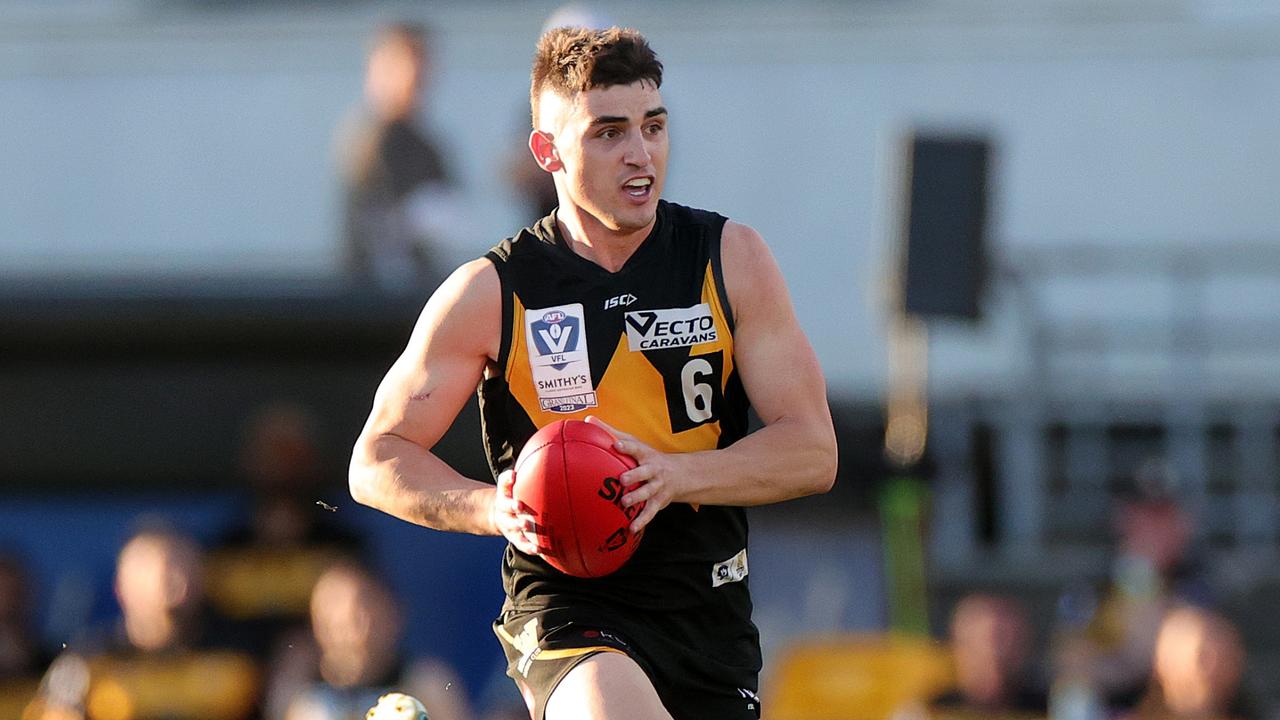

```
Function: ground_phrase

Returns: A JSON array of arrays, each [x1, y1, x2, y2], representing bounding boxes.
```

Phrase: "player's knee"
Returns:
[[545, 652, 672, 720]]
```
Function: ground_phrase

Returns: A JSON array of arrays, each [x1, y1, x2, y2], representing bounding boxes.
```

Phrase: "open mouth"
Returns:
[[623, 177, 653, 199]]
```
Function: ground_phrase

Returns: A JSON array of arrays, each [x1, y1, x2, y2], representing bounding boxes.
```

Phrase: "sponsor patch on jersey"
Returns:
[[711, 548, 749, 587], [525, 303, 598, 413], [624, 304, 718, 351]]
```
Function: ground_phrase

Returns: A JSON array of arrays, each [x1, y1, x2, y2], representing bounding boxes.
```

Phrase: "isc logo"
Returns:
[[604, 293, 637, 309]]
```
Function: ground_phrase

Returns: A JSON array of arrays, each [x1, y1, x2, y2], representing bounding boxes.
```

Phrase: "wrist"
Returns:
[[667, 450, 705, 503], [481, 486, 501, 536]]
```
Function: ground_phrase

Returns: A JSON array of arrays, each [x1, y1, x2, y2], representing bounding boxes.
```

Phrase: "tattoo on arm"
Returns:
[[409, 392, 431, 402]]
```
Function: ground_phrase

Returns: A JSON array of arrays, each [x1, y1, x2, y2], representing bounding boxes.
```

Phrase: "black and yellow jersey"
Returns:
[[479, 200, 756, 614]]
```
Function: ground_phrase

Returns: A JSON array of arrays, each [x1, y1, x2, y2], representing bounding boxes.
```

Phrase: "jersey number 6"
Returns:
[[663, 353, 724, 432]]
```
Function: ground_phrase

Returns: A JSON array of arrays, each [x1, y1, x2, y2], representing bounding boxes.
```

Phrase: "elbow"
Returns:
[[347, 436, 380, 508], [809, 434, 838, 496]]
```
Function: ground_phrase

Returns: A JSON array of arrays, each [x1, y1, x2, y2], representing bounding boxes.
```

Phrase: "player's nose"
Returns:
[[622, 131, 651, 166]]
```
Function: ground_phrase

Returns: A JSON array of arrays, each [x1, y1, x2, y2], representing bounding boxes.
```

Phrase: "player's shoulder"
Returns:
[[409, 258, 501, 360], [445, 256, 499, 298], [423, 257, 500, 324], [718, 218, 771, 280], [488, 214, 557, 264], [720, 219, 767, 250], [717, 218, 785, 321]]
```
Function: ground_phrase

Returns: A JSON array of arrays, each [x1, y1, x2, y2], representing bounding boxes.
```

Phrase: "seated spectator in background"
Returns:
[[1077, 459, 1217, 709], [928, 594, 1046, 720], [891, 594, 1045, 720], [207, 401, 366, 662], [337, 21, 461, 294], [0, 552, 51, 718], [279, 562, 471, 720], [26, 525, 260, 720], [1122, 605, 1253, 720]]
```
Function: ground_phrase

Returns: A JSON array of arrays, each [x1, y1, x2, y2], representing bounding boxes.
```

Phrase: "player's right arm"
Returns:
[[349, 260, 538, 551]]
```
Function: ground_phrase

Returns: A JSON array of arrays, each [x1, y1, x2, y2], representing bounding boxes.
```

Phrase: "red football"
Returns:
[[512, 420, 644, 578]]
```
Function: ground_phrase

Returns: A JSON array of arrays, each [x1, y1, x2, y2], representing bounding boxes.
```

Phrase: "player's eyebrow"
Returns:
[[588, 107, 669, 127]]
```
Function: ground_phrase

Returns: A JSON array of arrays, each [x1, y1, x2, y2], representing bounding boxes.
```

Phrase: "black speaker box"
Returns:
[[902, 135, 990, 320]]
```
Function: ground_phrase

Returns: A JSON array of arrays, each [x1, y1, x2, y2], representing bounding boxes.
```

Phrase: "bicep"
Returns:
[[361, 260, 499, 450]]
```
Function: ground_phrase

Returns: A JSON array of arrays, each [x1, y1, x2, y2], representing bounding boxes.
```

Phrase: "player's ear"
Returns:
[[529, 130, 562, 172]]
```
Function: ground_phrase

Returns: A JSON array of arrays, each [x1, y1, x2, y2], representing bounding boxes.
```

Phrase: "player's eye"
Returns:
[[599, 127, 621, 139], [645, 122, 665, 135]]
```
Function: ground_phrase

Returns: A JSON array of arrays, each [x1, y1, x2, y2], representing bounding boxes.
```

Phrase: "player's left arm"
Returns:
[[590, 221, 837, 531]]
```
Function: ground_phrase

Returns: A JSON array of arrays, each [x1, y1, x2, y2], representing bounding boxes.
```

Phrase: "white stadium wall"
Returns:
[[3, 0, 1280, 398]]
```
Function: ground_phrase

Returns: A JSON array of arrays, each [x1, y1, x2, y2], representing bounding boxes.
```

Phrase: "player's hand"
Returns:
[[490, 468, 549, 556], [584, 416, 684, 534]]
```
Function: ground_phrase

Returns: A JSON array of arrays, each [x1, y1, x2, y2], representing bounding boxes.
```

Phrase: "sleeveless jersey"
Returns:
[[480, 200, 755, 615]]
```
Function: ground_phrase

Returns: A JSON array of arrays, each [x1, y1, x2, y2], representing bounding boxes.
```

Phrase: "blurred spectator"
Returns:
[[25, 525, 260, 720], [503, 113, 557, 222], [1070, 459, 1217, 710], [277, 561, 471, 720], [503, 4, 612, 223], [1122, 605, 1253, 720], [895, 594, 1046, 720], [0, 552, 50, 718], [206, 402, 366, 661], [337, 21, 460, 294]]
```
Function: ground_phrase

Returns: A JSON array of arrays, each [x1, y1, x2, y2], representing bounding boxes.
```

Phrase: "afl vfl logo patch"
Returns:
[[525, 303, 598, 413]]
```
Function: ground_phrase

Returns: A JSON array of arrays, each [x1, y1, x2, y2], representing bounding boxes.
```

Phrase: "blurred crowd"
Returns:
[[880, 460, 1261, 720], [0, 400, 490, 720], [1, 401, 1268, 720], [759, 455, 1266, 720]]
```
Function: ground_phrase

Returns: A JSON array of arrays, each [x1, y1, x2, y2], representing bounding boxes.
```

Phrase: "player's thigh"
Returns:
[[544, 651, 673, 720]]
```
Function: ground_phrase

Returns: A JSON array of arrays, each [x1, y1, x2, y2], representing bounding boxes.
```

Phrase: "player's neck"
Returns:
[[555, 205, 655, 274]]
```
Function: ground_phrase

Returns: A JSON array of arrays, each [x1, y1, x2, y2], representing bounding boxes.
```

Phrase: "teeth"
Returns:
[[624, 178, 651, 188]]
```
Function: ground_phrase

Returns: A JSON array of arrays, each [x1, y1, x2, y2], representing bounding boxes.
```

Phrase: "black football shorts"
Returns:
[[493, 603, 761, 720]]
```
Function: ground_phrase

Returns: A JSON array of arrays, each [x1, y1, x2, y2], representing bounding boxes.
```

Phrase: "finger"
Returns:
[[583, 416, 657, 462], [620, 474, 656, 506], [584, 415, 634, 443], [518, 522, 553, 555], [500, 521, 535, 554], [530, 529, 555, 554], [618, 465, 654, 486], [512, 535, 540, 555], [630, 501, 662, 534], [621, 484, 651, 508], [497, 469, 516, 495], [506, 520, 540, 551], [611, 436, 654, 462]]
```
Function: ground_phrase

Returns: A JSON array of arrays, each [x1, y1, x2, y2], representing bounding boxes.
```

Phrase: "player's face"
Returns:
[[552, 81, 668, 234]]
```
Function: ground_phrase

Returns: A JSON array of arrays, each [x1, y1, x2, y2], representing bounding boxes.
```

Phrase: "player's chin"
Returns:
[[610, 204, 658, 232]]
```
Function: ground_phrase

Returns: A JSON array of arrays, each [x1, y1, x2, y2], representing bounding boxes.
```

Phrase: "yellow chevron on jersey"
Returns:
[[504, 258, 733, 453]]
